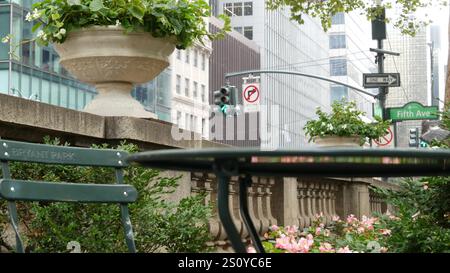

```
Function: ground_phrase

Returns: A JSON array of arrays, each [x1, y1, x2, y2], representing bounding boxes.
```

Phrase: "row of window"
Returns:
[[224, 2, 253, 17], [176, 111, 207, 136], [175, 75, 207, 102], [176, 49, 207, 71], [233, 26, 254, 40]]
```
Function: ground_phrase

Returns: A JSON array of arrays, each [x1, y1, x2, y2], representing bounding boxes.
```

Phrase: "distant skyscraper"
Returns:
[[215, 0, 330, 148], [328, 12, 377, 119], [384, 25, 431, 147]]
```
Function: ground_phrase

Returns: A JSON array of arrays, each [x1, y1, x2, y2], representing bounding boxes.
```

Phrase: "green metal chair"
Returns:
[[0, 139, 138, 253]]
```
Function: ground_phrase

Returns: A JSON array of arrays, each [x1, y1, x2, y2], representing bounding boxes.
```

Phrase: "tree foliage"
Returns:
[[265, 0, 448, 36]]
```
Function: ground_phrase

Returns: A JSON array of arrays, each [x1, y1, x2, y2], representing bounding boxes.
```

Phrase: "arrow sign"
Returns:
[[363, 73, 401, 88]]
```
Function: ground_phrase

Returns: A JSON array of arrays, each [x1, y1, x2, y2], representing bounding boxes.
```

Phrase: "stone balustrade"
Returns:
[[194, 174, 398, 251]]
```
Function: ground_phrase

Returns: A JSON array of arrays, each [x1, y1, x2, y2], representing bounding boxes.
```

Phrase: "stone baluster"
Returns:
[[329, 183, 338, 220], [310, 182, 319, 220], [244, 177, 259, 238], [304, 181, 315, 227], [229, 178, 245, 239], [297, 180, 307, 229], [321, 182, 331, 225], [263, 178, 277, 228], [256, 177, 272, 235]]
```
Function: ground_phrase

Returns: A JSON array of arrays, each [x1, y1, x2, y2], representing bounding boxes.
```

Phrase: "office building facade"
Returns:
[[328, 12, 377, 119], [384, 25, 431, 147], [215, 0, 330, 148], [209, 16, 261, 147], [0, 0, 172, 121]]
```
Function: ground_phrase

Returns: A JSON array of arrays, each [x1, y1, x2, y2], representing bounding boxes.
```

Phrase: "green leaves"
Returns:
[[27, 0, 227, 50], [304, 99, 391, 144], [0, 138, 212, 253], [89, 0, 104, 12], [265, 0, 446, 36]]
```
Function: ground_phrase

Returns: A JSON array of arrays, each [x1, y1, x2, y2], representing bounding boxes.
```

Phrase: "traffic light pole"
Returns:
[[225, 70, 379, 99]]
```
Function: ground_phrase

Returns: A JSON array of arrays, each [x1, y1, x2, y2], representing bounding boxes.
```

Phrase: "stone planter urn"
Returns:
[[313, 136, 362, 148], [54, 26, 176, 118]]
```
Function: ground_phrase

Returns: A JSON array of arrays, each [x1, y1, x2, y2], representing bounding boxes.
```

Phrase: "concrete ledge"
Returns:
[[0, 94, 227, 149]]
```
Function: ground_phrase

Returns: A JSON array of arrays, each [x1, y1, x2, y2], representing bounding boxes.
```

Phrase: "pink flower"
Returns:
[[319, 243, 334, 253], [285, 225, 298, 235], [315, 227, 322, 235], [247, 246, 256, 253], [380, 229, 391, 236], [270, 225, 279, 231], [346, 214, 358, 224], [332, 215, 340, 222], [275, 235, 292, 249], [357, 227, 365, 234], [319, 223, 325, 228], [337, 246, 353, 253]]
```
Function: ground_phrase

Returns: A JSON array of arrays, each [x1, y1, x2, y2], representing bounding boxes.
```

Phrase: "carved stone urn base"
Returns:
[[313, 136, 362, 148], [84, 82, 157, 118], [54, 26, 176, 119]]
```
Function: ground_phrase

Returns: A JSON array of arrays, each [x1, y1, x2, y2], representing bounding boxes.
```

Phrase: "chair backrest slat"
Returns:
[[0, 179, 137, 203], [0, 140, 128, 167], [0, 139, 137, 253]]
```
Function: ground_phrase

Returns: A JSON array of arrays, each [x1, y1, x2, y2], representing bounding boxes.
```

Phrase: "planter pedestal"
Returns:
[[83, 82, 157, 118]]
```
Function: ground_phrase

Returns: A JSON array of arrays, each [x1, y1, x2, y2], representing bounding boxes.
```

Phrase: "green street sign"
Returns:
[[372, 102, 383, 118], [387, 101, 439, 121]]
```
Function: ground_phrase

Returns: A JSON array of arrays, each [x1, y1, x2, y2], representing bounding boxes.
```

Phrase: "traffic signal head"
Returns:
[[409, 128, 419, 147], [213, 85, 237, 115]]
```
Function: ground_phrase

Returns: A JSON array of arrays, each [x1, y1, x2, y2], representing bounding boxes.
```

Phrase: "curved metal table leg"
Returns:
[[216, 172, 247, 253], [239, 175, 265, 253]]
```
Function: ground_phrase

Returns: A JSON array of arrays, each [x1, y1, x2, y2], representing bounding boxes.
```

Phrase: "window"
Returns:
[[201, 53, 206, 71], [185, 113, 190, 130], [193, 81, 198, 99], [329, 34, 346, 49], [191, 115, 195, 131], [176, 49, 181, 60], [330, 86, 348, 103], [233, 2, 243, 16], [244, 2, 253, 16], [330, 58, 347, 76], [201, 84, 206, 102], [185, 49, 190, 64], [244, 26, 253, 40], [202, 118, 206, 136], [176, 74, 181, 94], [194, 49, 198, 67], [331, 13, 345, 25], [193, 116, 198, 133], [177, 111, 182, 126], [224, 3, 233, 16], [185, 78, 190, 96], [234, 26, 243, 34]]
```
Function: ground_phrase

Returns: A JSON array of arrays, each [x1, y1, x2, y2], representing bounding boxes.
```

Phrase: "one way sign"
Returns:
[[363, 73, 401, 88]]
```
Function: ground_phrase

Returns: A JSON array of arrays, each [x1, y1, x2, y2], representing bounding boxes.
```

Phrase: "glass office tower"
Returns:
[[0, 0, 172, 121]]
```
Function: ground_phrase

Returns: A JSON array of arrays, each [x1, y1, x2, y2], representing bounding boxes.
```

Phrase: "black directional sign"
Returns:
[[363, 73, 401, 88]]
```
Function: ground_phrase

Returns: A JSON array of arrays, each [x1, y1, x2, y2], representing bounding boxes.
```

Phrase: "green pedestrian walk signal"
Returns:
[[213, 85, 237, 115]]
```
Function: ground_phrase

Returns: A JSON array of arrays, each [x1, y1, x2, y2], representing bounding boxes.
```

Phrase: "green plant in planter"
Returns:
[[303, 100, 391, 145], [12, 0, 230, 49]]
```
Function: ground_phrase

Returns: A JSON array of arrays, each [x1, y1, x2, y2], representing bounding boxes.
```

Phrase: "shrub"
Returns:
[[303, 100, 391, 145], [0, 137, 212, 253]]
